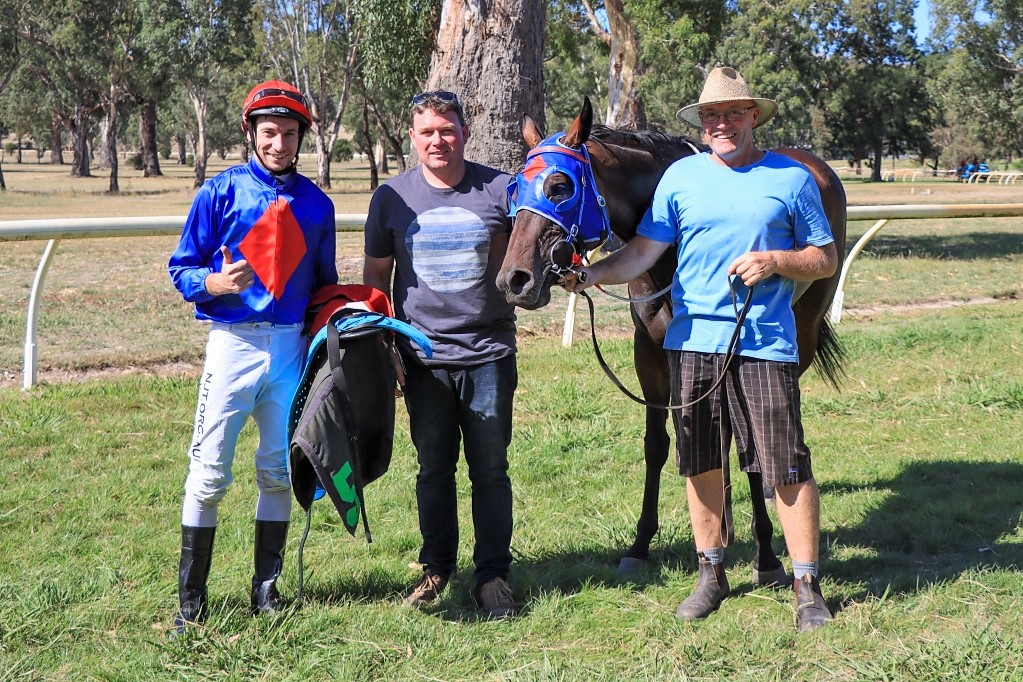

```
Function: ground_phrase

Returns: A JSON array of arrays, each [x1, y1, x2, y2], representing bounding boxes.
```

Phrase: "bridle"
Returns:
[[509, 132, 753, 410], [507, 133, 611, 286]]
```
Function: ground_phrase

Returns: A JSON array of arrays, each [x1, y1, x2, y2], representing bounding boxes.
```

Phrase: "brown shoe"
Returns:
[[473, 577, 519, 619], [675, 555, 730, 620], [403, 570, 448, 607], [794, 574, 832, 632]]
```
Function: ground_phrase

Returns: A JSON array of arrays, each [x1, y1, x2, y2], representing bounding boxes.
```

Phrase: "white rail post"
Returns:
[[24, 239, 60, 390], [829, 219, 888, 324], [561, 293, 578, 348]]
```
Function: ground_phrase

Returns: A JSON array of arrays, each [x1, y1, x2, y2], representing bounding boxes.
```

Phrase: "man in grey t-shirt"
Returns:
[[363, 90, 518, 618]]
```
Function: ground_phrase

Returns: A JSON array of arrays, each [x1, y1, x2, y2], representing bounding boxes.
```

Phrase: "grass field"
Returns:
[[1, 155, 1022, 680]]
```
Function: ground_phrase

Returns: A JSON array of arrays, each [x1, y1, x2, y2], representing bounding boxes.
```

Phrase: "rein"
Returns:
[[579, 282, 754, 411]]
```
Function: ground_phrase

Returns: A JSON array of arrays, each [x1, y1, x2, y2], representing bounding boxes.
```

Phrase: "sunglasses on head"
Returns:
[[411, 90, 461, 107], [251, 88, 306, 106]]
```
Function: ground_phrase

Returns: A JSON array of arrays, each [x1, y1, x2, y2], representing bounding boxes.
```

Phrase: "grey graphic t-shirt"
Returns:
[[364, 162, 516, 365]]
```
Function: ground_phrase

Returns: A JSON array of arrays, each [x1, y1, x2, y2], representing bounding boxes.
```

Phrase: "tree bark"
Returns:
[[362, 102, 379, 190], [138, 97, 162, 177], [188, 89, 208, 188], [104, 94, 119, 193], [50, 111, 64, 165], [368, 95, 407, 174], [425, 0, 545, 173], [375, 139, 389, 175], [871, 143, 884, 182], [603, 0, 645, 129], [70, 96, 91, 178]]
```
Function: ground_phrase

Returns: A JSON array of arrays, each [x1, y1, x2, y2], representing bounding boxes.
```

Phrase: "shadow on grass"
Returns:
[[849, 232, 1023, 260], [821, 459, 1023, 600]]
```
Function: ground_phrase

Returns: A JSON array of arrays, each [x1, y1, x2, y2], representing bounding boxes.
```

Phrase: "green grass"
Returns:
[[2, 301, 1022, 680]]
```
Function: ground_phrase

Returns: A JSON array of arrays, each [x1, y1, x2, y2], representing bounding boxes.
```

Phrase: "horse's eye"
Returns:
[[548, 182, 571, 198]]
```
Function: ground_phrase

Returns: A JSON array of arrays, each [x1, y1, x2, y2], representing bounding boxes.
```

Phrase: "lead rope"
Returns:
[[579, 279, 753, 411]]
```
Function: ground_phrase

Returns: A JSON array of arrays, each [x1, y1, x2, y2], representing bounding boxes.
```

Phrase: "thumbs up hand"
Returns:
[[204, 245, 255, 295]]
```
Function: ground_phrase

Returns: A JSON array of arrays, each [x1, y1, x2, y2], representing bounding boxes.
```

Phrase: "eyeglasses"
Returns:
[[698, 106, 754, 124], [251, 88, 306, 106], [411, 90, 461, 108]]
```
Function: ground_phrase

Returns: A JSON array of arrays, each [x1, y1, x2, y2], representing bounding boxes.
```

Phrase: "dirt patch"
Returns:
[[842, 296, 1003, 319], [1, 361, 202, 390]]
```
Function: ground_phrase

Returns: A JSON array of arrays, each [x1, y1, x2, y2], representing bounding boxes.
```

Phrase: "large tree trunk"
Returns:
[[50, 112, 64, 165], [175, 134, 187, 165], [0, 161, 6, 190], [375, 139, 388, 175], [314, 131, 332, 189], [362, 102, 379, 190], [425, 0, 545, 173], [104, 95, 119, 194], [138, 97, 162, 177], [70, 97, 91, 178], [188, 90, 208, 188], [368, 96, 407, 174], [603, 0, 645, 129], [871, 143, 884, 182]]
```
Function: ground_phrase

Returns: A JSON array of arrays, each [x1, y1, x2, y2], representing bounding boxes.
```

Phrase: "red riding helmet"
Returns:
[[240, 80, 312, 132]]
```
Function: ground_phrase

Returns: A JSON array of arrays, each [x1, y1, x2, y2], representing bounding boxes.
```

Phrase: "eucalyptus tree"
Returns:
[[261, 0, 360, 189], [423, 0, 545, 172], [815, 0, 930, 180], [0, 0, 25, 189], [0, 0, 23, 95], [546, 0, 725, 132], [715, 0, 837, 150], [931, 0, 1023, 164], [18, 0, 109, 178], [544, 0, 608, 129], [357, 0, 437, 177], [161, 0, 254, 187]]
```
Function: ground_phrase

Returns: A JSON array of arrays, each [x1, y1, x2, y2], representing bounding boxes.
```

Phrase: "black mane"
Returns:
[[589, 124, 706, 164]]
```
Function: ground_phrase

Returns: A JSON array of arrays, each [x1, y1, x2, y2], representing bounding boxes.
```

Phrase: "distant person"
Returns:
[[363, 90, 520, 619], [167, 80, 338, 636], [566, 67, 837, 632]]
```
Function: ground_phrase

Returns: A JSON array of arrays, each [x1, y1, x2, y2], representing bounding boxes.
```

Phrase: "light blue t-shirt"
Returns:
[[637, 151, 833, 362]]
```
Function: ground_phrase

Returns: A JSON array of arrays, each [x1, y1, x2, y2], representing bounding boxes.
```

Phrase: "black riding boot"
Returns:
[[251, 520, 289, 615], [174, 525, 216, 636]]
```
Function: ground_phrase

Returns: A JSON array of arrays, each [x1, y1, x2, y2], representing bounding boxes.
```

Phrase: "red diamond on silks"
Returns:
[[239, 198, 307, 300]]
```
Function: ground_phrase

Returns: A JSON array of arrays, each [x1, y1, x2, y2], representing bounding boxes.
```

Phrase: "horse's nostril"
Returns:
[[506, 270, 532, 296]]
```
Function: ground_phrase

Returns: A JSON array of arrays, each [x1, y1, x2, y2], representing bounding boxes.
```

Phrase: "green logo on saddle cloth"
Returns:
[[331, 460, 361, 532]]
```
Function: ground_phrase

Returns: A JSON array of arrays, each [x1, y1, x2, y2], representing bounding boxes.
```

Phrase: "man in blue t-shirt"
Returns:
[[363, 91, 519, 619], [567, 67, 837, 633]]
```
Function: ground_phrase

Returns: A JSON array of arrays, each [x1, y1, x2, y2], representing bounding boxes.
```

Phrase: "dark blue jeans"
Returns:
[[402, 355, 516, 585]]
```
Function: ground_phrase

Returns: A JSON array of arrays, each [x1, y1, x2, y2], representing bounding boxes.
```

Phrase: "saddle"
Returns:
[[288, 285, 431, 540]]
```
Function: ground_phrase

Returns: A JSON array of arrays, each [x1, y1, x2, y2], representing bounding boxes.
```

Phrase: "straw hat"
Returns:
[[676, 66, 778, 129]]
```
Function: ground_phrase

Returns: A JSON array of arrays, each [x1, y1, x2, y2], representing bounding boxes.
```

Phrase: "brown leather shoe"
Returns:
[[794, 574, 832, 632], [675, 555, 730, 620], [473, 577, 519, 619], [403, 570, 448, 607]]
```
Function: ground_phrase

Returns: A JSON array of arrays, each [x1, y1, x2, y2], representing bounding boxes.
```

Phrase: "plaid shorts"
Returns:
[[667, 350, 814, 487]]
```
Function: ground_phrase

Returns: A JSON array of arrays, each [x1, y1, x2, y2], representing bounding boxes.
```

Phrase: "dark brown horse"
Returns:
[[497, 99, 847, 576]]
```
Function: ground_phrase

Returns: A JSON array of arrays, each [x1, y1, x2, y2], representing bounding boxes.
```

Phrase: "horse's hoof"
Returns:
[[617, 556, 648, 577], [752, 564, 792, 588]]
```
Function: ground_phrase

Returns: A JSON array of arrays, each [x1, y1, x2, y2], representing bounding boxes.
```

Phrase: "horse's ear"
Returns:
[[522, 114, 544, 149], [563, 97, 593, 148]]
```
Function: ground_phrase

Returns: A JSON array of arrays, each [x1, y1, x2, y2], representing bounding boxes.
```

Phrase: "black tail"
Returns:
[[812, 318, 845, 389]]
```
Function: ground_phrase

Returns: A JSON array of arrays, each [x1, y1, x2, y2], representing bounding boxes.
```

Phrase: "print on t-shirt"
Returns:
[[405, 206, 490, 293]]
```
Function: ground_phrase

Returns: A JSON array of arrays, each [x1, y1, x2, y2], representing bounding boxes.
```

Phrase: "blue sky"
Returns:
[[915, 0, 932, 42]]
